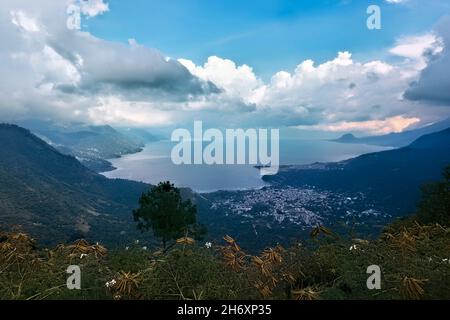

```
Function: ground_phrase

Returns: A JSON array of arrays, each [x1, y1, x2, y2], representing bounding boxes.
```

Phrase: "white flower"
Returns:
[[349, 244, 358, 251], [205, 242, 212, 249], [125, 246, 129, 251], [80, 253, 88, 259], [142, 246, 148, 250], [135, 240, 140, 244], [105, 279, 117, 288]]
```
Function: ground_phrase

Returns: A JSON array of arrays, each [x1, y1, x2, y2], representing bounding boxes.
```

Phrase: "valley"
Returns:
[[1, 123, 449, 253]]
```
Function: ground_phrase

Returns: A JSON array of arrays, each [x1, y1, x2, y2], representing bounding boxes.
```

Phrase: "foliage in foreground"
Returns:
[[1, 220, 449, 300], [1, 167, 449, 300]]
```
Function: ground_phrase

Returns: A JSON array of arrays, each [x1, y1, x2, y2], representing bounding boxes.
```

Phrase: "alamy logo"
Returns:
[[171, 121, 280, 175], [66, 4, 81, 30], [366, 265, 381, 290], [66, 265, 81, 290], [367, 5, 381, 30]]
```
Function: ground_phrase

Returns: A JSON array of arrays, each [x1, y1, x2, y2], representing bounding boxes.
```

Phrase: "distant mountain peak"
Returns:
[[333, 133, 358, 143], [331, 118, 450, 147]]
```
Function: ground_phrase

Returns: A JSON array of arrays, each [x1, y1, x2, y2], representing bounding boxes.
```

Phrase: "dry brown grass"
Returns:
[[400, 277, 427, 300]]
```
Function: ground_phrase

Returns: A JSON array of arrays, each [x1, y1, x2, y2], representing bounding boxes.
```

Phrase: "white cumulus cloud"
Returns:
[[73, 0, 109, 18]]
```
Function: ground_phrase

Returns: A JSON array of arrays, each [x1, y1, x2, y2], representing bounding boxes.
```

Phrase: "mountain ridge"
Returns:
[[331, 118, 450, 147], [16, 120, 152, 172], [266, 127, 450, 216], [0, 123, 150, 246]]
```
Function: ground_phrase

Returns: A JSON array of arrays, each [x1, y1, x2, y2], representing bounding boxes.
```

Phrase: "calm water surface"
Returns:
[[102, 139, 391, 193]]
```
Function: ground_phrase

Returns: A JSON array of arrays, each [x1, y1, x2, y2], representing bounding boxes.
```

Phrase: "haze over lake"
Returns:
[[102, 139, 391, 193]]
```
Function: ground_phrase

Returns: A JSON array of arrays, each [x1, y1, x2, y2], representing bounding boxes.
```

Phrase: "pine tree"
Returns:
[[133, 181, 202, 249]]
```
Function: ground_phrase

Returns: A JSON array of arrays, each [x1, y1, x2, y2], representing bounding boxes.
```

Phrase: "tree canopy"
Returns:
[[417, 165, 450, 226], [133, 182, 202, 248]]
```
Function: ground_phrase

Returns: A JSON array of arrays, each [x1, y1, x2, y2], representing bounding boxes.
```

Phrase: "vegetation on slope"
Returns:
[[0, 221, 449, 300], [1, 167, 449, 300], [0, 124, 149, 246]]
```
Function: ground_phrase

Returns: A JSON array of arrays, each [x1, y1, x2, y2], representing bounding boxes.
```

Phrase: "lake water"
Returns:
[[102, 139, 391, 193]]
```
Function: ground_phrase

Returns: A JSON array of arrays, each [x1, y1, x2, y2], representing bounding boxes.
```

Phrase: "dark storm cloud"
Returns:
[[404, 17, 450, 106], [48, 34, 220, 99]]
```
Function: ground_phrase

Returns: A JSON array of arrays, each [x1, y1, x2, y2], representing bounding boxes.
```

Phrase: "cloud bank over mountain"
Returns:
[[0, 0, 449, 133], [404, 16, 450, 106]]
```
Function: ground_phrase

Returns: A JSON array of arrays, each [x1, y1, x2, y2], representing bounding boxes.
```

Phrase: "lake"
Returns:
[[102, 139, 391, 193]]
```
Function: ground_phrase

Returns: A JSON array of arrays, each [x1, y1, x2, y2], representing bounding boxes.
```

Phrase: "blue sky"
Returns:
[[84, 0, 449, 78]]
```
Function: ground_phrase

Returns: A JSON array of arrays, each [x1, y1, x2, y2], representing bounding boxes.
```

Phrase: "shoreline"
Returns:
[[100, 140, 393, 193]]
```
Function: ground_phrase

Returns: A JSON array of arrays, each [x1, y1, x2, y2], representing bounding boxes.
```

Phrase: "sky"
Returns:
[[85, 0, 448, 77], [1, 0, 450, 135]]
